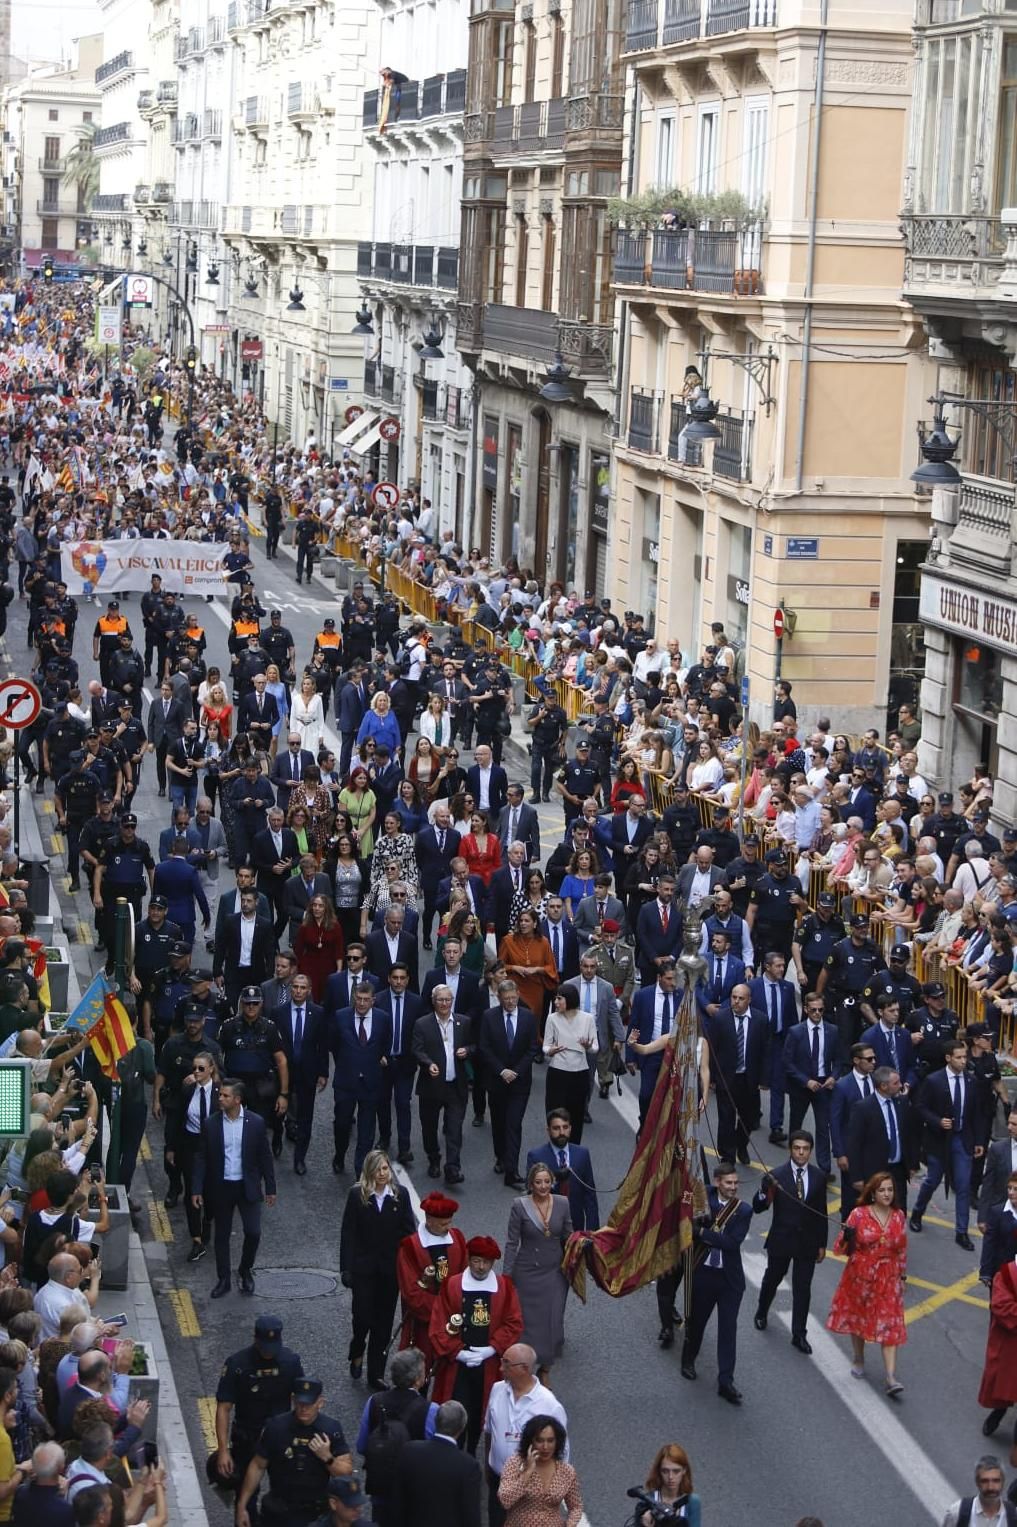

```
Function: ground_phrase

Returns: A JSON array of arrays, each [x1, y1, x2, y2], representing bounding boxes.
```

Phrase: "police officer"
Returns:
[[263, 483, 284, 559], [141, 573, 165, 677], [909, 980, 960, 1081], [792, 891, 846, 994], [694, 804, 741, 869], [471, 655, 512, 764], [662, 781, 699, 865], [526, 684, 568, 805], [96, 719, 130, 801], [262, 610, 296, 678], [235, 1377, 352, 1527], [92, 599, 131, 687], [724, 835, 766, 920], [54, 750, 101, 893], [235, 633, 273, 701], [114, 697, 148, 809], [590, 916, 637, 1097], [153, 590, 185, 681], [41, 696, 86, 794], [147, 941, 194, 1057], [209, 1314, 304, 1497], [558, 739, 603, 826], [746, 848, 806, 966], [218, 989, 290, 1154], [153, 1009, 224, 1207], [859, 943, 923, 1030], [93, 811, 155, 966], [175, 968, 232, 1044], [577, 695, 616, 797], [133, 896, 182, 1015], [925, 789, 967, 868], [107, 632, 145, 717], [816, 912, 886, 1054]]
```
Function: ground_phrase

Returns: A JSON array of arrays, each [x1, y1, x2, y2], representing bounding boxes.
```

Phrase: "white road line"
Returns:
[[607, 1086, 952, 1524]]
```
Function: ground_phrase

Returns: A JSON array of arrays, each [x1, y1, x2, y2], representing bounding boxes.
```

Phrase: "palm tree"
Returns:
[[63, 122, 99, 209]]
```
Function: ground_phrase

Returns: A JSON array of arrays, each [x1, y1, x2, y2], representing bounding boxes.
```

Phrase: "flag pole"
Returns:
[[107, 898, 130, 1182]]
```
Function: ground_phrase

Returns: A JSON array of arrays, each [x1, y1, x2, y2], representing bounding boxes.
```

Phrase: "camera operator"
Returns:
[[630, 1444, 701, 1526]]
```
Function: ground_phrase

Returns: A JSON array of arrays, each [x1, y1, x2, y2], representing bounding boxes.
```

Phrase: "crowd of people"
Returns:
[[0, 273, 1011, 1524]]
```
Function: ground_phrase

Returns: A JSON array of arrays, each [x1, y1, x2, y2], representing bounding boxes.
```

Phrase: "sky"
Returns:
[[12, 0, 102, 69]]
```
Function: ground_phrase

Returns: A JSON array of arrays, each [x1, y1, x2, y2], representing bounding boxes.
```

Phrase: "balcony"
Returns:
[[625, 0, 658, 50], [667, 399, 703, 467], [137, 89, 154, 112], [134, 183, 150, 203], [381, 364, 400, 404], [93, 122, 131, 149], [156, 80, 177, 105], [227, 1, 240, 28], [413, 246, 433, 285], [203, 110, 223, 139], [287, 81, 317, 120], [947, 474, 1016, 581], [391, 245, 413, 282], [902, 213, 1006, 302], [357, 241, 372, 277], [713, 408, 752, 480], [558, 319, 612, 377], [445, 70, 467, 113], [623, 0, 775, 51], [613, 223, 764, 296], [36, 200, 76, 218], [706, 0, 776, 34], [421, 75, 444, 118], [375, 241, 391, 279], [364, 357, 378, 396], [662, 0, 701, 42], [565, 92, 624, 139], [363, 89, 378, 127], [437, 246, 458, 288], [485, 303, 558, 363], [207, 15, 226, 44], [93, 192, 128, 212], [244, 97, 269, 130], [96, 49, 133, 85], [490, 98, 566, 158], [628, 388, 658, 453], [364, 71, 466, 131], [37, 157, 64, 173], [152, 181, 172, 203], [281, 205, 298, 234]]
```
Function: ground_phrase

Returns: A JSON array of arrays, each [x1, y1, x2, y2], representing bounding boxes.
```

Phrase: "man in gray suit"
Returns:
[[261, 949, 298, 1016], [978, 1108, 1017, 1228], [676, 845, 726, 909], [145, 678, 188, 797], [191, 796, 228, 946], [497, 785, 542, 865], [572, 874, 627, 951], [577, 949, 625, 1101]]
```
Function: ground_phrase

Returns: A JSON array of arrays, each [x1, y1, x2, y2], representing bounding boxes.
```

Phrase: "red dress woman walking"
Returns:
[[978, 1258, 1017, 1441], [293, 893, 345, 1002], [826, 1171, 907, 1398]]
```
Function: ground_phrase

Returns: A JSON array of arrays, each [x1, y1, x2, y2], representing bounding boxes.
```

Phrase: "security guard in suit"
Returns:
[[208, 1313, 304, 1495]]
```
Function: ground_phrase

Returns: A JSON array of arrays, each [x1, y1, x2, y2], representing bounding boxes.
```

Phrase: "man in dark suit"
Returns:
[[365, 905, 420, 991], [910, 1039, 986, 1249], [415, 806, 462, 949], [412, 984, 473, 1184], [634, 875, 684, 985], [328, 983, 393, 1174], [749, 951, 799, 1145], [191, 1078, 276, 1297], [695, 928, 746, 1023], [751, 1131, 829, 1354], [978, 1110, 1017, 1227], [214, 890, 277, 1011], [830, 1040, 878, 1220], [322, 944, 380, 1021], [497, 785, 541, 865], [251, 807, 300, 939], [374, 963, 424, 1164], [436, 859, 487, 922], [680, 1161, 753, 1404], [336, 664, 370, 779], [627, 965, 680, 1129], [394, 1399, 481, 1527], [705, 983, 768, 1165], [421, 935, 484, 1020], [526, 1106, 598, 1232], [846, 1065, 910, 1208], [272, 973, 328, 1176], [215, 864, 271, 942], [610, 797, 653, 871], [782, 991, 843, 1175], [145, 678, 187, 796], [540, 898, 580, 983], [237, 674, 280, 754], [859, 994, 918, 1088], [979, 1174, 1017, 1284], [478, 980, 538, 1188], [486, 843, 529, 945], [269, 733, 316, 803], [283, 856, 333, 948], [466, 744, 508, 823]]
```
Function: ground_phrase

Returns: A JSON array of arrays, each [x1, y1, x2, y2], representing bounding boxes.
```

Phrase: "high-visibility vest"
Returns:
[[183, 625, 204, 644], [315, 631, 341, 649], [99, 616, 128, 636], [233, 619, 259, 641]]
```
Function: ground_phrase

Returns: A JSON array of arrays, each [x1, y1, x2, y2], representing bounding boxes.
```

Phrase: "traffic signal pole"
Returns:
[[113, 271, 197, 426]]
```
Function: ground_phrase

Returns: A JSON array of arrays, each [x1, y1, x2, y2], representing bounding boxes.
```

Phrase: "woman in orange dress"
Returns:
[[498, 907, 558, 1021], [826, 1171, 907, 1397], [293, 893, 345, 1002], [497, 1415, 583, 1527], [461, 809, 502, 888]]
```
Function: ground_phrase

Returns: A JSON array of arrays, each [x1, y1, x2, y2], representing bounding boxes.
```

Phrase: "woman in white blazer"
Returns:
[[290, 674, 325, 758]]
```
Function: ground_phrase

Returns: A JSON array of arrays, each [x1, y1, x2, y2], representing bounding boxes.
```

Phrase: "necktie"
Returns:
[[552, 927, 561, 969], [293, 1006, 303, 1057], [660, 904, 669, 933], [292, 754, 298, 779], [199, 1085, 208, 1126], [795, 1167, 804, 1201], [886, 1099, 899, 1162], [952, 1073, 963, 1129], [515, 868, 521, 892], [163, 700, 169, 717], [769, 984, 779, 1035], [736, 1015, 746, 1070], [438, 830, 445, 853], [393, 996, 402, 1055], [358, 1017, 368, 1047], [714, 959, 723, 1003], [661, 992, 671, 1033], [583, 983, 593, 1013], [863, 1076, 872, 1097], [558, 1148, 567, 1171], [505, 1012, 515, 1047], [810, 1023, 820, 1079], [510, 809, 518, 839]]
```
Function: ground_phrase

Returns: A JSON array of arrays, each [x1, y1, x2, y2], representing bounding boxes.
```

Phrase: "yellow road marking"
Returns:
[[39, 799, 54, 815], [197, 1396, 218, 1451], [77, 919, 94, 945], [50, 833, 64, 854], [148, 1202, 172, 1242], [905, 1269, 985, 1325], [139, 1136, 151, 1162], [169, 1288, 201, 1337]]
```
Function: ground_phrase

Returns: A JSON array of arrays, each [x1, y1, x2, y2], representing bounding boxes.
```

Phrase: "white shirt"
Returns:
[[852, 1068, 873, 1099], [477, 766, 492, 810], [271, 829, 283, 856], [804, 1018, 826, 1077], [372, 1185, 393, 1211], [687, 867, 714, 907], [186, 1081, 214, 1135], [652, 984, 674, 1042], [435, 1014, 456, 1082], [222, 1108, 245, 1180], [239, 913, 257, 966], [484, 1378, 569, 1476], [34, 1280, 89, 1341], [942, 1500, 1007, 1527]]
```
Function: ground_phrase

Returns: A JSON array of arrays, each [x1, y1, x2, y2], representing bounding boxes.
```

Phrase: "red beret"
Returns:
[[600, 918, 620, 933], [420, 1192, 460, 1218], [466, 1235, 501, 1261]]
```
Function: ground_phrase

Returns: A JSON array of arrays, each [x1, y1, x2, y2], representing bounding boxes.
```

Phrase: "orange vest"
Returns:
[[315, 632, 341, 649], [184, 625, 204, 644], [99, 616, 127, 636], [233, 619, 259, 640]]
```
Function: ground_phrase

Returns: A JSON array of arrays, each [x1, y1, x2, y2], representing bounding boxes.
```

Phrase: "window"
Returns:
[[515, 215, 529, 306], [696, 106, 719, 195], [550, 14, 564, 97], [541, 215, 556, 309], [523, 20, 536, 104], [998, 39, 1017, 211], [40, 218, 58, 250], [484, 207, 506, 300], [42, 178, 59, 210], [741, 96, 768, 209], [43, 136, 60, 165], [655, 115, 674, 187], [965, 362, 1017, 483], [493, 20, 513, 108], [48, 109, 58, 122], [82, 111, 92, 123], [918, 32, 976, 213]]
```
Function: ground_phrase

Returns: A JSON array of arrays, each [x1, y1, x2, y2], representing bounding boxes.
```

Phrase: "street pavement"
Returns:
[[18, 527, 1004, 1527]]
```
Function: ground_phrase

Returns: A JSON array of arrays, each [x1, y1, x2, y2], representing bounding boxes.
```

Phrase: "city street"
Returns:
[[20, 531, 1001, 1527]]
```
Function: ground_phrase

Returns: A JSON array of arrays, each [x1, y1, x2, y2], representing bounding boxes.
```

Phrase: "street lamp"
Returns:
[[681, 388, 722, 442], [539, 351, 572, 404], [287, 285, 305, 312], [352, 302, 373, 335], [911, 403, 961, 487], [206, 262, 220, 286], [418, 322, 444, 360]]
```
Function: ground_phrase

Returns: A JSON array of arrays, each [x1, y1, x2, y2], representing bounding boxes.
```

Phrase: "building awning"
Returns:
[[349, 419, 385, 455], [335, 409, 380, 448]]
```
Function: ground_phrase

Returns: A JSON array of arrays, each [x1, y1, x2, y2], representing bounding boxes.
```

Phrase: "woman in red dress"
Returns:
[[826, 1171, 907, 1397], [978, 1255, 1017, 1440], [293, 893, 345, 1002], [461, 810, 502, 888]]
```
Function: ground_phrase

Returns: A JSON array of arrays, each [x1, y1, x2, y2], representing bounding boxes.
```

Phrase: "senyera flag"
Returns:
[[65, 971, 135, 1081]]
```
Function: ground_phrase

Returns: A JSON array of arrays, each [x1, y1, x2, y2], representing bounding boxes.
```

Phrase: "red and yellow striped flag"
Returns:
[[89, 990, 136, 1081], [56, 464, 74, 493], [25, 937, 49, 1011]]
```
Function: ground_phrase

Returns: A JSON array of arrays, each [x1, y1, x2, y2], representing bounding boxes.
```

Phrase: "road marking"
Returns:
[[50, 832, 64, 854], [169, 1287, 202, 1338], [904, 1269, 985, 1325], [139, 1135, 151, 1162], [77, 919, 94, 946], [39, 799, 53, 815], [197, 1396, 218, 1452], [148, 1201, 173, 1242]]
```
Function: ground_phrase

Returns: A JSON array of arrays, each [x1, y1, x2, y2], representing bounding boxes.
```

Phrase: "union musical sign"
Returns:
[[919, 572, 1017, 652]]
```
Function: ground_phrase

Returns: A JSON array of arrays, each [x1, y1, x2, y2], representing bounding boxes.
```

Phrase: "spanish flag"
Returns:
[[24, 937, 50, 1011], [89, 990, 136, 1081], [561, 983, 707, 1301]]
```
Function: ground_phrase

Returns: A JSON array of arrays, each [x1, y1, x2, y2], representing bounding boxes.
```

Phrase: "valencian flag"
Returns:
[[65, 971, 135, 1081], [561, 983, 707, 1301]]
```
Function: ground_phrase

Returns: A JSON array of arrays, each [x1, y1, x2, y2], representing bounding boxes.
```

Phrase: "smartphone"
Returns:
[[143, 1441, 158, 1468], [106, 1312, 129, 1328], [89, 1164, 103, 1183]]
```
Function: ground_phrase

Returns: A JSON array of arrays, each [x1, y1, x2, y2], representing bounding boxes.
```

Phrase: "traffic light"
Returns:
[[42, 258, 54, 282], [185, 345, 197, 373]]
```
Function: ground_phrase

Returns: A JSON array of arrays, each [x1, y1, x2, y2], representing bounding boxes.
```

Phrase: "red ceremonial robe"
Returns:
[[429, 1272, 524, 1409], [979, 1260, 1017, 1409], [395, 1229, 469, 1366]]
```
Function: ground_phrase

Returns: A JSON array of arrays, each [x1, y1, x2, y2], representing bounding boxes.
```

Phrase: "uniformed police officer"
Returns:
[[526, 684, 568, 804], [909, 981, 960, 1081], [153, 1009, 224, 1207], [114, 697, 148, 810], [576, 696, 616, 797], [262, 611, 296, 679], [107, 632, 145, 717], [471, 656, 512, 764], [859, 944, 923, 1031], [590, 916, 637, 1097], [92, 599, 131, 687], [208, 1314, 304, 1496], [236, 1377, 353, 1527], [746, 848, 807, 966], [133, 895, 182, 1012], [147, 941, 193, 1057], [41, 696, 85, 793], [793, 892, 846, 994], [175, 968, 232, 1043], [54, 750, 101, 893], [816, 912, 886, 1054], [153, 590, 185, 680], [557, 739, 603, 826], [94, 812, 155, 968], [219, 989, 290, 1154]]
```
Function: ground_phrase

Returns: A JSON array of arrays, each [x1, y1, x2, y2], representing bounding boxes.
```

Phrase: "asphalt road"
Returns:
[[20, 524, 1003, 1527]]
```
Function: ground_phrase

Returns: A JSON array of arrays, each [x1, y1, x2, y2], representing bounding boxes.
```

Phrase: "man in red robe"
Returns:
[[395, 1191, 468, 1370], [429, 1234, 523, 1452]]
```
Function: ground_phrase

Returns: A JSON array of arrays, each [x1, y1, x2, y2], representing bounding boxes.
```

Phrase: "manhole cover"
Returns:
[[254, 1268, 338, 1299]]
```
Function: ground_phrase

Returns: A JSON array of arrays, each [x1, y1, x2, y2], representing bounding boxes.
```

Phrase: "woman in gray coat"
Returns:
[[504, 1162, 573, 1382]]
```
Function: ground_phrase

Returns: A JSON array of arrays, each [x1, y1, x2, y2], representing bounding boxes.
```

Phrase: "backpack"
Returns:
[[22, 1208, 79, 1287], [362, 1393, 427, 1494]]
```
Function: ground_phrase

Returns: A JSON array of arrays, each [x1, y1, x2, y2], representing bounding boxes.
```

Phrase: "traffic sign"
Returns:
[[344, 405, 365, 426], [372, 481, 399, 511], [740, 676, 750, 708], [0, 678, 42, 730], [379, 417, 401, 443], [96, 305, 121, 346], [126, 272, 153, 308], [773, 607, 785, 640]]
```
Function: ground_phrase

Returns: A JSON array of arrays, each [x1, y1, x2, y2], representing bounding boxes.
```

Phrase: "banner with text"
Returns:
[[61, 539, 231, 596]]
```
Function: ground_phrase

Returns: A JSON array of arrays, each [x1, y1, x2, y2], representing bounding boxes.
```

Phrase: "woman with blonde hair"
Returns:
[[339, 1150, 415, 1388], [291, 673, 325, 757], [199, 681, 233, 742]]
